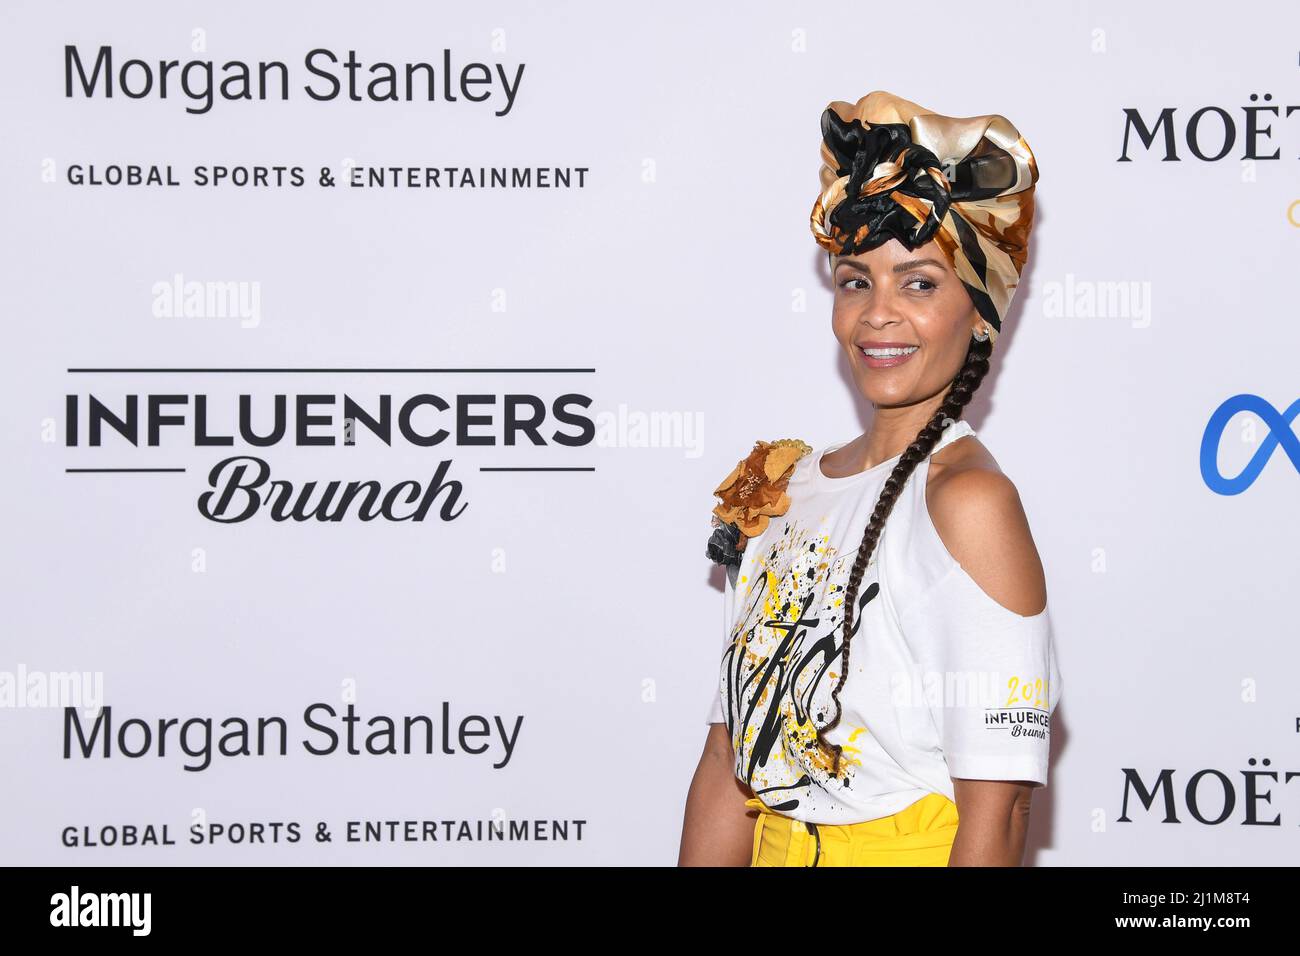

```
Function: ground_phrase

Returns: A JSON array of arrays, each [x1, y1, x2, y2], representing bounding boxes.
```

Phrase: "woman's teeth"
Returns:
[[858, 344, 919, 368], [861, 346, 918, 357]]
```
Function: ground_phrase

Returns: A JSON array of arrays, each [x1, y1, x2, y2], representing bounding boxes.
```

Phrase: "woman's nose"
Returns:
[[859, 299, 906, 329]]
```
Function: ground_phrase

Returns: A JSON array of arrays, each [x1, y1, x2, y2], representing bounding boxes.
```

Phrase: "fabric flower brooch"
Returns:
[[706, 438, 813, 568]]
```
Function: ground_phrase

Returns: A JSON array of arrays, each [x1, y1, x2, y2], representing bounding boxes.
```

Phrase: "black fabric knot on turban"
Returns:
[[822, 115, 953, 255]]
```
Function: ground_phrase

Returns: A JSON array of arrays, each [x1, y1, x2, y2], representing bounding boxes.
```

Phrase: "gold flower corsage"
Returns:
[[706, 438, 812, 568]]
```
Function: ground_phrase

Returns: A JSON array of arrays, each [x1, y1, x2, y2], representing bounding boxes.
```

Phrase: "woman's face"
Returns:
[[831, 237, 983, 410]]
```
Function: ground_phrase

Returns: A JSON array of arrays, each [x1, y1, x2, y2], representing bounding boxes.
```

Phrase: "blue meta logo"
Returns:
[[1200, 395, 1300, 495]]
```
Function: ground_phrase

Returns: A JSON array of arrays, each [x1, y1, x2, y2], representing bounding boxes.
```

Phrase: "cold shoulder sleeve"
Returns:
[[704, 565, 737, 724], [899, 561, 1063, 786]]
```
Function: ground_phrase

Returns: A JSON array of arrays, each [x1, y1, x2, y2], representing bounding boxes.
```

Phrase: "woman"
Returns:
[[679, 91, 1063, 867]]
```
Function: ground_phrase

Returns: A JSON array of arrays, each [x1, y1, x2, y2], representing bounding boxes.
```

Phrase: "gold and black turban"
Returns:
[[810, 91, 1039, 346]]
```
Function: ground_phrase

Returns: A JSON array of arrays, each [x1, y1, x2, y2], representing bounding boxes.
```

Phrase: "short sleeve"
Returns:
[[704, 566, 737, 724], [900, 561, 1063, 787]]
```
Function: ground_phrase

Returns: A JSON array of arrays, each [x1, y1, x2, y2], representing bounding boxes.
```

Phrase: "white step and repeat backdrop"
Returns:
[[2, 0, 1297, 865]]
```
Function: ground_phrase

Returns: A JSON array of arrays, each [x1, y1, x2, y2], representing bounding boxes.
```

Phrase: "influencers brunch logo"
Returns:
[[983, 674, 1051, 741], [60, 367, 597, 523]]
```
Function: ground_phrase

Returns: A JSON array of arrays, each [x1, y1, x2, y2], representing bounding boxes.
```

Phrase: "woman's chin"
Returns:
[[852, 377, 915, 408]]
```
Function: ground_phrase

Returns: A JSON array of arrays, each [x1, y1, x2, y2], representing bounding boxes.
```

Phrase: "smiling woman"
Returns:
[[829, 244, 987, 416], [681, 90, 1062, 869]]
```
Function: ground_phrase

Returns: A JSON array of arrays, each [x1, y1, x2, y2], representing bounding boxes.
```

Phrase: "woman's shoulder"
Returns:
[[706, 435, 818, 567], [922, 436, 1047, 618]]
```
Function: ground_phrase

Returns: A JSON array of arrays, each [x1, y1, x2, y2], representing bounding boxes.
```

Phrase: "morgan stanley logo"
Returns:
[[49, 886, 151, 936]]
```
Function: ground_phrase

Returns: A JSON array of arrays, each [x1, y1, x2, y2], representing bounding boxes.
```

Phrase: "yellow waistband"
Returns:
[[745, 792, 960, 867]]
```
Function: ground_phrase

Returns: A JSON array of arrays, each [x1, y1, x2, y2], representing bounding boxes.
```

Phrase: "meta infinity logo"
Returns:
[[1200, 394, 1300, 495]]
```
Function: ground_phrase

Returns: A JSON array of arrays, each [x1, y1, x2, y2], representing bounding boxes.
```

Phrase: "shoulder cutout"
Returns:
[[925, 465, 1047, 618]]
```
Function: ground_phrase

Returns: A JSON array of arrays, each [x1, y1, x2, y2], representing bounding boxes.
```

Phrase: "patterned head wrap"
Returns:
[[809, 91, 1039, 347]]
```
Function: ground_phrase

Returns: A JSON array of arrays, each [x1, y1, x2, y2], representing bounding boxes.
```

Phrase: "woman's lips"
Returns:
[[858, 344, 919, 369]]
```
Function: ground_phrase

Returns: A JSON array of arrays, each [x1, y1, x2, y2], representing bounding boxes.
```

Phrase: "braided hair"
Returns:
[[813, 331, 994, 777]]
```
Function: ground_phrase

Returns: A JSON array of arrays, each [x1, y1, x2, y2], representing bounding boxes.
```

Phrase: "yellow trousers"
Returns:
[[746, 792, 959, 867]]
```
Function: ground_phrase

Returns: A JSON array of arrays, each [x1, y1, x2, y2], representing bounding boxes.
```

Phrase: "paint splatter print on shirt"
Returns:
[[707, 419, 1063, 825]]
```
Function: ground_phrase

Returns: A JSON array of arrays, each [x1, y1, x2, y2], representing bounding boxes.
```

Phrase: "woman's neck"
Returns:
[[858, 394, 949, 470]]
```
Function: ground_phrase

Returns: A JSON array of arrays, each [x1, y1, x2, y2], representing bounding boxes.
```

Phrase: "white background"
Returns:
[[1, 0, 1298, 864]]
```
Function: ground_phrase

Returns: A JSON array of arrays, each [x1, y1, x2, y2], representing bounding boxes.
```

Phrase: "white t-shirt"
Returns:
[[705, 418, 1063, 825]]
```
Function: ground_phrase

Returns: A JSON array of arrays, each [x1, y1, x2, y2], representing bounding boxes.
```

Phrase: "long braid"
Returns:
[[814, 334, 994, 777]]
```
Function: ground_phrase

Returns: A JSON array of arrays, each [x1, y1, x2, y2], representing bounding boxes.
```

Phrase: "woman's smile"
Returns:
[[857, 341, 920, 369]]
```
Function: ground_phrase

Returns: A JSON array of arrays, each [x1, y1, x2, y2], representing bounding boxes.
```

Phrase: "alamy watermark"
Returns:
[[0, 664, 103, 716], [151, 272, 261, 328], [891, 669, 1007, 709], [1041, 273, 1151, 329], [592, 404, 704, 458]]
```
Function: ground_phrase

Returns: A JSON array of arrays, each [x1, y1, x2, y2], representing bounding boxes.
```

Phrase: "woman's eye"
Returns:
[[839, 275, 935, 292]]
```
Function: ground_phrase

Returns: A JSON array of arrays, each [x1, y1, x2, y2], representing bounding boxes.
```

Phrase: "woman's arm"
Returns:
[[928, 461, 1050, 866], [949, 778, 1035, 865], [678, 723, 757, 866]]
